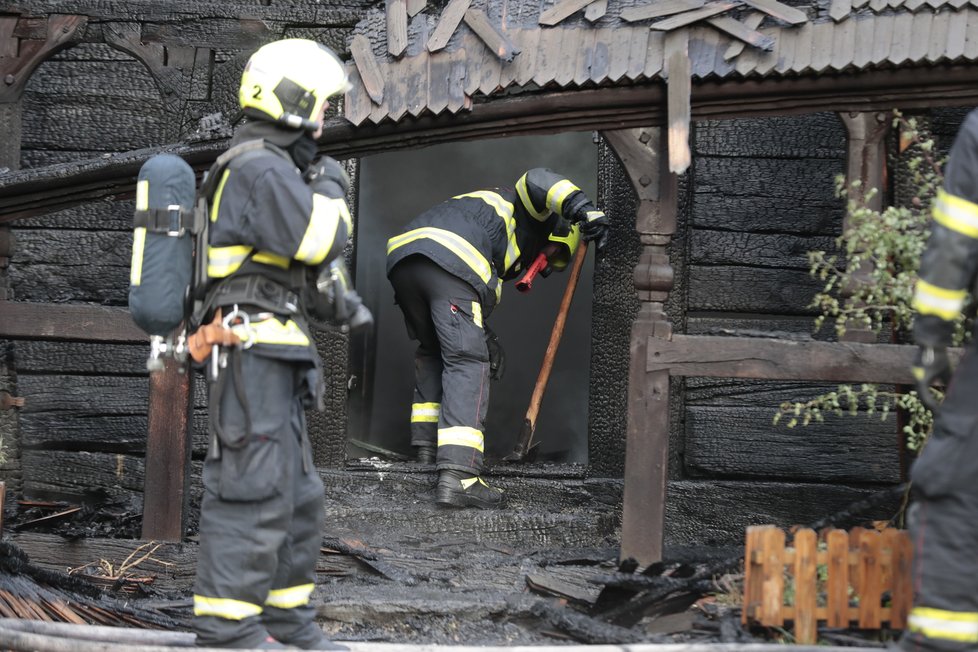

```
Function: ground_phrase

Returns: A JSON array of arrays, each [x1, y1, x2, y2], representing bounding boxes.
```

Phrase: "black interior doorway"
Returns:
[[351, 131, 597, 464]]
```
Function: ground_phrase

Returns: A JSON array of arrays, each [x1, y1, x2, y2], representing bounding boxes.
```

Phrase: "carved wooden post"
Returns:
[[603, 127, 678, 565], [838, 111, 889, 343]]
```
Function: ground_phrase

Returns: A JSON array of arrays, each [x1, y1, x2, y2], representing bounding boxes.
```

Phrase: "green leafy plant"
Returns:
[[773, 112, 966, 451]]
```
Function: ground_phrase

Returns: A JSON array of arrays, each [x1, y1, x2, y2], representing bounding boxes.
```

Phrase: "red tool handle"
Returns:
[[515, 244, 560, 293]]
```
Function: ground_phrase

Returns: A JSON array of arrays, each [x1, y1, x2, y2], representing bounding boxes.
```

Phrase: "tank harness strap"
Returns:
[[133, 206, 196, 235]]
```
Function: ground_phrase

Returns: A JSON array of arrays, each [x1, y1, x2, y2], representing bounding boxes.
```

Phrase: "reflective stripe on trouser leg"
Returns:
[[193, 353, 307, 648], [898, 348, 978, 652], [432, 300, 490, 475], [411, 353, 442, 447]]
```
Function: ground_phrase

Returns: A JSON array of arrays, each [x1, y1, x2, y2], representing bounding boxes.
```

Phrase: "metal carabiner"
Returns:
[[222, 304, 256, 350]]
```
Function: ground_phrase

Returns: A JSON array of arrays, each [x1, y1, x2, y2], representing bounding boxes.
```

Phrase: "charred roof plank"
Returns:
[[947, 8, 968, 58], [743, 0, 808, 24], [343, 65, 374, 126], [405, 51, 431, 116], [350, 34, 386, 105], [830, 14, 857, 69], [905, 10, 931, 62], [591, 26, 617, 82], [852, 14, 877, 67], [427, 0, 471, 52], [708, 14, 776, 51], [608, 26, 634, 80], [723, 11, 765, 58], [888, 11, 916, 64], [426, 49, 453, 116], [927, 10, 951, 61], [534, 25, 564, 86], [514, 27, 541, 86], [574, 24, 600, 83], [788, 18, 815, 71], [869, 0, 888, 13], [621, 0, 706, 22], [626, 22, 652, 78], [773, 22, 798, 71], [853, 0, 871, 8], [477, 46, 505, 93], [966, 8, 978, 57], [870, 13, 895, 63], [644, 30, 666, 77], [651, 2, 741, 31], [407, 0, 427, 17], [810, 19, 835, 71], [387, 0, 409, 57], [464, 7, 521, 61], [830, 0, 853, 21], [447, 47, 469, 113], [585, 0, 609, 22], [540, 0, 596, 26], [555, 27, 582, 84]]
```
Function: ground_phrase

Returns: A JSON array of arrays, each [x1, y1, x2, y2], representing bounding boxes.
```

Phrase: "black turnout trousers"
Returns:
[[389, 254, 491, 475]]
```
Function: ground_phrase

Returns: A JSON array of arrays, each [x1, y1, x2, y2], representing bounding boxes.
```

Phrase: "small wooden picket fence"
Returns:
[[741, 524, 913, 644]]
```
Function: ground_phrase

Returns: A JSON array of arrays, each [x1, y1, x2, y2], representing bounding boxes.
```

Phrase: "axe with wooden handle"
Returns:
[[503, 240, 588, 463]]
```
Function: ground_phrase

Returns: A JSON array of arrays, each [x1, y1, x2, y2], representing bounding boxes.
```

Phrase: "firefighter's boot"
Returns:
[[270, 622, 347, 650], [415, 444, 436, 464], [436, 470, 505, 509]]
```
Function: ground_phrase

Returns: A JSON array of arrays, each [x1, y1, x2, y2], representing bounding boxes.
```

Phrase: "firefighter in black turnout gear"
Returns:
[[190, 39, 354, 650], [386, 169, 609, 508], [897, 108, 978, 652]]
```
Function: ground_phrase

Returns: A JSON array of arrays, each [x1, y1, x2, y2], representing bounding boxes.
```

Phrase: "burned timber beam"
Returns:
[[602, 126, 676, 566], [0, 301, 145, 342]]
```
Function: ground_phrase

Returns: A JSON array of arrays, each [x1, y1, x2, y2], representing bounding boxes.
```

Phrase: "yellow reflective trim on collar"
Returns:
[[546, 179, 580, 215], [265, 583, 314, 609], [388, 227, 493, 285], [437, 426, 485, 452], [130, 227, 147, 286], [193, 595, 263, 620], [913, 279, 967, 321], [515, 173, 549, 220], [934, 188, 978, 239]]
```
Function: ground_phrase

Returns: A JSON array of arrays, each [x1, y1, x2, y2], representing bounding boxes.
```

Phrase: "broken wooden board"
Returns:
[[743, 0, 808, 24], [465, 8, 521, 61], [386, 0, 408, 56], [427, 0, 471, 51], [584, 0, 609, 22], [722, 11, 766, 58], [708, 14, 775, 50], [621, 0, 705, 22], [539, 0, 596, 25], [350, 34, 385, 104], [651, 2, 739, 31]]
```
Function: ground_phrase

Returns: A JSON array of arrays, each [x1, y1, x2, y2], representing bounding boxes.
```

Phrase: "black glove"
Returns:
[[579, 209, 610, 251], [912, 345, 952, 412], [486, 327, 505, 381], [304, 156, 349, 198]]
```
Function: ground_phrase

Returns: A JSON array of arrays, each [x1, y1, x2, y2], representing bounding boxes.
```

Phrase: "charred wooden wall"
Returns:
[[0, 1, 370, 502]]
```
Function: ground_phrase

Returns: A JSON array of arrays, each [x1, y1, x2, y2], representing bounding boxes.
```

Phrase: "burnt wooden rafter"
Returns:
[[351, 34, 385, 104], [0, 14, 87, 103]]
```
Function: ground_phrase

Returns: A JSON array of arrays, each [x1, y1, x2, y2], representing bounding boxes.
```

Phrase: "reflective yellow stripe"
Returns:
[[913, 279, 967, 321], [136, 179, 149, 211], [546, 179, 579, 214], [438, 426, 484, 452], [495, 282, 502, 304], [265, 583, 314, 609], [455, 191, 521, 271], [909, 607, 978, 643], [515, 173, 549, 220], [296, 195, 346, 265], [411, 402, 441, 423], [232, 317, 310, 347], [193, 595, 263, 620], [252, 251, 291, 269], [471, 301, 483, 328], [208, 244, 253, 278], [130, 227, 147, 285], [388, 227, 493, 285], [210, 170, 231, 223], [934, 188, 978, 239], [912, 366, 925, 381]]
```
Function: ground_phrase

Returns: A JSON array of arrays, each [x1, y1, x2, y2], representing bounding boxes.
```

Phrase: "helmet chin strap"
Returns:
[[280, 113, 320, 131]]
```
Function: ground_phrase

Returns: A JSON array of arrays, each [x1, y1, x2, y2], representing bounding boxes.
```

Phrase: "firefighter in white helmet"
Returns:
[[190, 39, 352, 650]]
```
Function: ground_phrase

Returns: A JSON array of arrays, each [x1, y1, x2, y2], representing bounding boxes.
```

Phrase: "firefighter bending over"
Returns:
[[190, 39, 357, 650], [897, 108, 978, 652], [386, 169, 609, 509]]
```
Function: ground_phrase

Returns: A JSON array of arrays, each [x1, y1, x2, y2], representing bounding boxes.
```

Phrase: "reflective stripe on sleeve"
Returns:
[[438, 426, 485, 452], [210, 170, 231, 223], [934, 188, 978, 239], [265, 583, 315, 609], [295, 195, 348, 265], [252, 251, 291, 269], [411, 402, 441, 423], [908, 607, 978, 643], [515, 173, 549, 220], [387, 227, 493, 286], [913, 279, 967, 321], [471, 301, 483, 328], [208, 244, 253, 278], [193, 595, 263, 620], [546, 179, 580, 215]]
